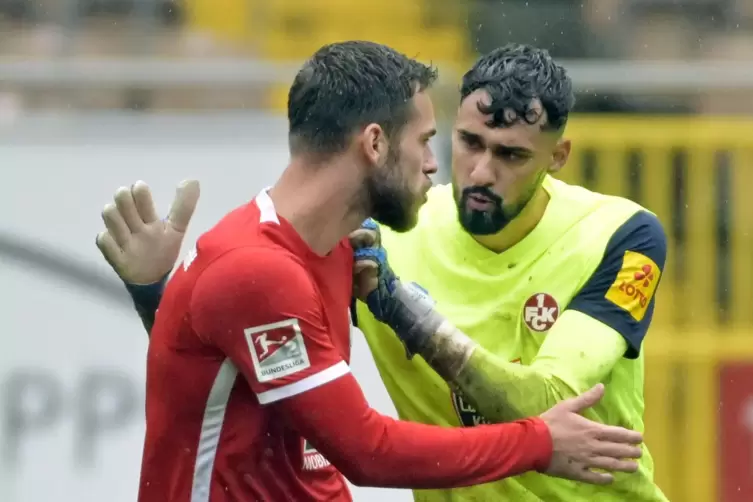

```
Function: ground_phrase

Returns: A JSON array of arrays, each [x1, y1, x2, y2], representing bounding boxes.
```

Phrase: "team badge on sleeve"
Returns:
[[605, 250, 661, 321], [245, 319, 311, 383]]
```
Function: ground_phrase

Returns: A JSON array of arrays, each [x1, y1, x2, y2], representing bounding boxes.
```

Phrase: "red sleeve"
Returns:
[[191, 248, 348, 403], [279, 374, 553, 489], [190, 248, 553, 489]]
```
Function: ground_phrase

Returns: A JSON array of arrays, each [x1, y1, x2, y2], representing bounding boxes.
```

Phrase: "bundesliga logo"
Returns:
[[245, 319, 311, 383], [523, 293, 559, 332]]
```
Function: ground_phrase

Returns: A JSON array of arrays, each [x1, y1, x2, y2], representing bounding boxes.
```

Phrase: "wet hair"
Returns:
[[460, 43, 575, 132], [288, 41, 438, 155]]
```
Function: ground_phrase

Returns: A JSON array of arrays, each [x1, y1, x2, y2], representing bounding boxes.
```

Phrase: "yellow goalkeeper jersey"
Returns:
[[355, 175, 669, 501]]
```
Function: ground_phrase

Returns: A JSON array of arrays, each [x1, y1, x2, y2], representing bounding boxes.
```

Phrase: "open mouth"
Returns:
[[467, 194, 495, 210]]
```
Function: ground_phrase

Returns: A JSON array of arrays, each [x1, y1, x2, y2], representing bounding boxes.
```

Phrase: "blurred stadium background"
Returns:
[[1, 0, 753, 501]]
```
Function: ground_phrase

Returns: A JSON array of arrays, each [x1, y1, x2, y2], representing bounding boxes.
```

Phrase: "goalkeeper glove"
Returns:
[[349, 218, 445, 358], [96, 179, 200, 313]]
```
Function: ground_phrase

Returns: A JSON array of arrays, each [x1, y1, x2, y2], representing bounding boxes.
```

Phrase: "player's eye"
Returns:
[[461, 135, 482, 150], [496, 149, 529, 164]]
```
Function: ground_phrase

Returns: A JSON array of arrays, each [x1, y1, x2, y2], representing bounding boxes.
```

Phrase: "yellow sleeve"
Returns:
[[452, 310, 627, 422]]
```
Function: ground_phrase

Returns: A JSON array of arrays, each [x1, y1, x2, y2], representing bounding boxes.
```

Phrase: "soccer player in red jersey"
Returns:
[[96, 41, 643, 501]]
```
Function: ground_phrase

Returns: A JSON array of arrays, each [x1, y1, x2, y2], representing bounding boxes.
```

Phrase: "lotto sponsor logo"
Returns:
[[619, 277, 651, 308], [523, 293, 559, 332], [245, 319, 311, 383], [634, 264, 655, 287], [605, 251, 661, 321]]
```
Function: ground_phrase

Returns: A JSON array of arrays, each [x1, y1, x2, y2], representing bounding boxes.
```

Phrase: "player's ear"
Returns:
[[548, 138, 571, 174], [360, 123, 388, 167]]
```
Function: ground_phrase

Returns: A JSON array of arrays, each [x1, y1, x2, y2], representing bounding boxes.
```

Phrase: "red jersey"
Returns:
[[139, 190, 553, 502]]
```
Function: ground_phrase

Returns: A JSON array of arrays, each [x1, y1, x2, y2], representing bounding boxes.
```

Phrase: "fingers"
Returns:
[[114, 186, 145, 232], [573, 469, 614, 485], [349, 228, 378, 250], [167, 179, 200, 233], [131, 181, 159, 224], [354, 260, 378, 275], [350, 219, 381, 249], [562, 383, 605, 413], [586, 456, 639, 474], [593, 441, 642, 460], [593, 424, 643, 445], [101, 203, 131, 248], [95, 231, 123, 269]]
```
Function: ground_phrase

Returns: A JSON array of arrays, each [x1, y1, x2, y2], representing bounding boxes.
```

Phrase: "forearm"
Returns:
[[417, 310, 629, 422], [280, 373, 553, 489], [366, 282, 565, 421], [124, 278, 167, 336], [374, 281, 627, 422], [420, 322, 575, 422]]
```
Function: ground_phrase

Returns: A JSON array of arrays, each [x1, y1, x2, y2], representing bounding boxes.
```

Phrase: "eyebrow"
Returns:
[[457, 128, 535, 155], [423, 128, 437, 139]]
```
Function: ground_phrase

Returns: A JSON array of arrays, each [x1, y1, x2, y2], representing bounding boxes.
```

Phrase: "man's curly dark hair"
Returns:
[[460, 43, 575, 132]]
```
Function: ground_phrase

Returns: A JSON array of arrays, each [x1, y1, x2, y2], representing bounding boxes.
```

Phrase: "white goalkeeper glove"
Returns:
[[96, 179, 200, 285]]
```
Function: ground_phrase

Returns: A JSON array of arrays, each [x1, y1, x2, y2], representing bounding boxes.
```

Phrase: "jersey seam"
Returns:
[[188, 244, 321, 344], [572, 207, 647, 297]]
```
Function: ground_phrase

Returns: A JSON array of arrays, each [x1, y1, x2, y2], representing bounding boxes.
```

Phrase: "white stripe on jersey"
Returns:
[[190, 358, 238, 502], [256, 360, 350, 405], [188, 359, 350, 500]]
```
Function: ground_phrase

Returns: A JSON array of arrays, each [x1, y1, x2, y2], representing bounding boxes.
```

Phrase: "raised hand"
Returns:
[[96, 179, 200, 285]]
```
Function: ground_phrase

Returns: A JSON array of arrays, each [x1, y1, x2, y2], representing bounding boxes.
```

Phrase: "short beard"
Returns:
[[455, 172, 544, 235], [365, 147, 417, 233], [456, 186, 513, 235]]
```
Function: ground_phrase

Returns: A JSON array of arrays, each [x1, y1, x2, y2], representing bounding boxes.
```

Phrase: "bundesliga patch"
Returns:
[[245, 319, 311, 383], [605, 250, 661, 321]]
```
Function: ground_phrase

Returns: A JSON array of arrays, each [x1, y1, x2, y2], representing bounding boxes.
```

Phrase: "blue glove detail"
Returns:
[[124, 274, 168, 314], [357, 246, 399, 318], [354, 218, 396, 299], [353, 245, 386, 265], [360, 217, 379, 231], [354, 218, 444, 358]]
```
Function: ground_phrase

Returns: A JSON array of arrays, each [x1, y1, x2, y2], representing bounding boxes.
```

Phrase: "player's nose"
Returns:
[[468, 154, 496, 185], [423, 150, 438, 175]]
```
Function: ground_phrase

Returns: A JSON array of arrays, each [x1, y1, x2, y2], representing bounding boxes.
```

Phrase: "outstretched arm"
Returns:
[[424, 312, 629, 422], [356, 211, 667, 422], [96, 180, 200, 335]]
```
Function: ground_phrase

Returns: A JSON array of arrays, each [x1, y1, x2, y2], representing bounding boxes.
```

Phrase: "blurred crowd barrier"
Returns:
[[1, 0, 753, 113], [559, 116, 753, 502], [2, 1, 753, 502]]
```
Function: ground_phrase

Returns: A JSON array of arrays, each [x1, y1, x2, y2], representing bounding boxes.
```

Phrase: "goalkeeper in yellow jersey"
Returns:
[[96, 43, 667, 501], [351, 44, 669, 501]]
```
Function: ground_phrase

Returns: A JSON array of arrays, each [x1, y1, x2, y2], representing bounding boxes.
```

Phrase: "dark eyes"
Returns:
[[461, 135, 483, 149]]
